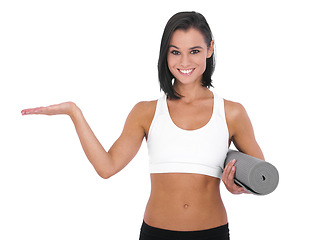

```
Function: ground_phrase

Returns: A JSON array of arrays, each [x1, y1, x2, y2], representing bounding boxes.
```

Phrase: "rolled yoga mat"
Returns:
[[224, 150, 279, 195]]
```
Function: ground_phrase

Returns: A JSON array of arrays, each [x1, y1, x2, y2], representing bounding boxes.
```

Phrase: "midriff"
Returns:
[[143, 173, 228, 231]]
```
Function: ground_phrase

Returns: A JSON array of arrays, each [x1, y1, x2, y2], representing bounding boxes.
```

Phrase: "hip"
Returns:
[[139, 220, 230, 240]]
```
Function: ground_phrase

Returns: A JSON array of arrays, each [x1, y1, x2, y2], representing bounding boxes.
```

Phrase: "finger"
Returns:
[[228, 163, 249, 194], [22, 105, 58, 115], [222, 159, 235, 184], [226, 162, 237, 185], [21, 107, 44, 115], [223, 159, 235, 177], [227, 165, 236, 179], [33, 105, 59, 115], [22, 102, 73, 116], [223, 159, 250, 195], [226, 167, 237, 191], [235, 185, 249, 194], [236, 186, 249, 194], [227, 165, 244, 193], [231, 179, 250, 194], [227, 181, 243, 194], [222, 165, 230, 183]]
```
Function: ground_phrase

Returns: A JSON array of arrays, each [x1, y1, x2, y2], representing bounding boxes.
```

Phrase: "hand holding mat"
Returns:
[[224, 150, 279, 195]]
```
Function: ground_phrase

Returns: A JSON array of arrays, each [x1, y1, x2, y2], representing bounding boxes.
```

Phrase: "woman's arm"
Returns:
[[222, 100, 264, 194], [21, 101, 146, 179], [227, 101, 264, 160]]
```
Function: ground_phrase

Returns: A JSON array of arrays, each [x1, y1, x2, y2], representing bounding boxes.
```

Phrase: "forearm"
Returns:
[[22, 101, 143, 178], [69, 105, 113, 178]]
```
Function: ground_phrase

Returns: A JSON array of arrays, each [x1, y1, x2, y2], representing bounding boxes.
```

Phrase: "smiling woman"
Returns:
[[167, 28, 214, 88], [21, 11, 264, 240], [158, 12, 216, 99]]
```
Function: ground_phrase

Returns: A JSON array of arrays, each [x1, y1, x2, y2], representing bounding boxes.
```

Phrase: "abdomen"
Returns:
[[143, 173, 228, 231]]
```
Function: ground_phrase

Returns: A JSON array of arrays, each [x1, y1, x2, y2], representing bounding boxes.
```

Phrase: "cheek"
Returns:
[[167, 55, 175, 68], [196, 55, 207, 71], [167, 55, 177, 75]]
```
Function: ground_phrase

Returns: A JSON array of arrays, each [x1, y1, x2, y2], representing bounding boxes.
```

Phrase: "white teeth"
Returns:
[[179, 69, 193, 74]]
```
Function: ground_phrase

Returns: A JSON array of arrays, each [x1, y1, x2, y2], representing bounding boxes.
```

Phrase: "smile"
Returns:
[[178, 68, 195, 76]]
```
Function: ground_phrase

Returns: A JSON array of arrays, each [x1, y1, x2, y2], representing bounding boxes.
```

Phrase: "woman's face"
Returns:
[[167, 28, 214, 86]]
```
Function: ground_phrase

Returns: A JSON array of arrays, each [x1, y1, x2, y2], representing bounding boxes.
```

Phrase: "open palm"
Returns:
[[21, 102, 77, 116]]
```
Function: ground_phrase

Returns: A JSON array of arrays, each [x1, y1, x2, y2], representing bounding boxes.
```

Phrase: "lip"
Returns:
[[178, 68, 195, 76]]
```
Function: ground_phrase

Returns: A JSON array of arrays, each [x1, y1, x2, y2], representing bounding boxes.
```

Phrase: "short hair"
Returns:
[[158, 11, 215, 99]]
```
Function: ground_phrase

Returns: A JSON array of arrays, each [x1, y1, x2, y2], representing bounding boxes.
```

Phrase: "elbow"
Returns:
[[97, 169, 114, 179], [95, 156, 118, 179], [98, 172, 113, 179], [99, 173, 111, 179]]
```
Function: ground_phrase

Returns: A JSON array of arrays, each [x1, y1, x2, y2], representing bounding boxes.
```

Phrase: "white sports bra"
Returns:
[[147, 92, 229, 178]]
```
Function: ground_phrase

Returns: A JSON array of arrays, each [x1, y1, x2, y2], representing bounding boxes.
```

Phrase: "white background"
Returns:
[[1, 0, 319, 239]]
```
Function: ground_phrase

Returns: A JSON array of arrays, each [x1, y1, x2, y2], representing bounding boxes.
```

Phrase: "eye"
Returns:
[[170, 50, 180, 55], [190, 49, 200, 54]]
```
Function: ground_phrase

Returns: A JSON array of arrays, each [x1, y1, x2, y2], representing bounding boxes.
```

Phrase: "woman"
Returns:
[[22, 12, 264, 240]]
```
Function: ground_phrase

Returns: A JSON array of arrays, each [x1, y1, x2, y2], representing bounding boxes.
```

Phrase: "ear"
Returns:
[[206, 40, 214, 58]]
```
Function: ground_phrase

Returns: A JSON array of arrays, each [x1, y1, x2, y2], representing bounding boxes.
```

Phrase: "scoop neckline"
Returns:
[[164, 92, 215, 132]]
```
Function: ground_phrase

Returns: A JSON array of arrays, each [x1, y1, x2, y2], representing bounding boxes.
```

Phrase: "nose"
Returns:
[[179, 54, 191, 68]]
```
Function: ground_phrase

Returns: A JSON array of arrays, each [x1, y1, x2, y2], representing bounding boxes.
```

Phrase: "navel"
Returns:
[[184, 204, 189, 209]]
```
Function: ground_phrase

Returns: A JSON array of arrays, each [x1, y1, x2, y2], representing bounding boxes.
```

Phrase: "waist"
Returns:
[[149, 162, 223, 178], [144, 173, 228, 231], [140, 220, 230, 240]]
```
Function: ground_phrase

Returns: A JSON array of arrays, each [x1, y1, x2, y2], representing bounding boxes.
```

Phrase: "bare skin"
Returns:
[[21, 27, 264, 231], [142, 89, 264, 231]]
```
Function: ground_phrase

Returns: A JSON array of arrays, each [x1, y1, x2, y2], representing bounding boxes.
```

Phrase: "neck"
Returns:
[[173, 80, 209, 103]]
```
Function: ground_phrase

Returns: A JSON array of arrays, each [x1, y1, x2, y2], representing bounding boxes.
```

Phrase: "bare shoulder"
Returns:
[[132, 100, 157, 118], [223, 99, 251, 139], [224, 99, 247, 121], [129, 100, 158, 136], [223, 99, 264, 159]]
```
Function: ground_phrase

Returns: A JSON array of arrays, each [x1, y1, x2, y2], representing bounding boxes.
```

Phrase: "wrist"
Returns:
[[69, 103, 82, 120]]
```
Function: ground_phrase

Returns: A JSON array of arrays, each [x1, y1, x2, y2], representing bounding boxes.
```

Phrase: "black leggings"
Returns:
[[139, 221, 230, 240]]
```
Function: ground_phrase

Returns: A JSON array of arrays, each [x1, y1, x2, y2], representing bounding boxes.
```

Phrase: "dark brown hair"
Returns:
[[158, 11, 215, 99]]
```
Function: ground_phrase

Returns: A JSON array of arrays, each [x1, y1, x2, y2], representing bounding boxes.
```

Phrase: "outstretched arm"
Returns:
[[21, 102, 146, 179]]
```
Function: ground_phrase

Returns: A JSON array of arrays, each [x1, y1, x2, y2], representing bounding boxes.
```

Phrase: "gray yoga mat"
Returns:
[[224, 150, 279, 195]]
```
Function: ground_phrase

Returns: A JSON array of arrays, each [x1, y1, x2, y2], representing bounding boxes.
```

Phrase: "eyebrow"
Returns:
[[169, 45, 203, 50]]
